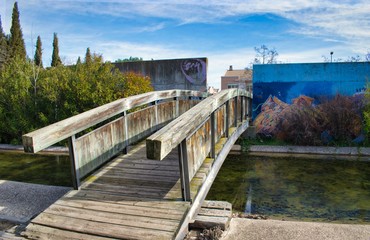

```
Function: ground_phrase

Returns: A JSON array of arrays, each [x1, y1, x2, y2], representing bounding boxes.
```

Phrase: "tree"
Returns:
[[34, 35, 43, 67], [115, 56, 143, 63], [85, 47, 92, 65], [253, 45, 278, 64], [0, 16, 9, 68], [9, 2, 26, 60], [51, 33, 62, 67], [76, 56, 81, 65]]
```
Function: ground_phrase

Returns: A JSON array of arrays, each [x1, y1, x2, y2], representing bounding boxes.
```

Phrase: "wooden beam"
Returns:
[[146, 89, 250, 160], [175, 121, 249, 240], [23, 90, 206, 153]]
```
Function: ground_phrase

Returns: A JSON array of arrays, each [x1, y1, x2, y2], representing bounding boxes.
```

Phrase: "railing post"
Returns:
[[68, 135, 80, 190], [178, 139, 191, 202], [174, 97, 179, 117], [246, 97, 250, 119], [122, 110, 128, 154], [225, 100, 230, 138], [154, 100, 159, 130], [241, 96, 244, 122], [234, 97, 238, 127], [247, 97, 252, 120], [210, 112, 215, 159]]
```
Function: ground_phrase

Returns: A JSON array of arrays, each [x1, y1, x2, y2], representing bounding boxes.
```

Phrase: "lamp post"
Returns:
[[330, 51, 333, 62]]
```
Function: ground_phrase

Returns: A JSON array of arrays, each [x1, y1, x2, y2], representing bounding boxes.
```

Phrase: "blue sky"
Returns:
[[1, 0, 370, 88]]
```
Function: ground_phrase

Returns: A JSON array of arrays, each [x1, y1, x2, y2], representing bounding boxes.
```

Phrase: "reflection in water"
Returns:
[[0, 151, 72, 187], [245, 184, 252, 215], [207, 154, 370, 224]]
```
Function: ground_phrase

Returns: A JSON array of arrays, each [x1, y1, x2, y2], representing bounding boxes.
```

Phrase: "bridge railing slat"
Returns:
[[22, 89, 206, 189]]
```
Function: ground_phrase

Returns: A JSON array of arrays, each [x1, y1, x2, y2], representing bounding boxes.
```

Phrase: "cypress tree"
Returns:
[[9, 2, 26, 60], [51, 32, 62, 67], [34, 35, 43, 67], [0, 15, 9, 67], [85, 47, 92, 65], [76, 56, 81, 65]]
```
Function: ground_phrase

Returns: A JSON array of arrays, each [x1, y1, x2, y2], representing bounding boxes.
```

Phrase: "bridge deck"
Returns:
[[22, 141, 215, 240]]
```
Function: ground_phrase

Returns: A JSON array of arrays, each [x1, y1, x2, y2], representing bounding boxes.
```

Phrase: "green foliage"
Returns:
[[115, 56, 143, 62], [0, 54, 153, 144], [0, 16, 9, 69], [0, 58, 33, 143], [34, 35, 43, 67], [85, 47, 92, 65], [9, 2, 26, 61], [51, 33, 62, 67]]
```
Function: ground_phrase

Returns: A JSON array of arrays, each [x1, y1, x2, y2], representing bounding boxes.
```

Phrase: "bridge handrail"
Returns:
[[146, 88, 252, 160], [23, 89, 206, 153]]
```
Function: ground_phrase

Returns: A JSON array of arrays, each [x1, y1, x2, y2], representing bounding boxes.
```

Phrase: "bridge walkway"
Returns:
[[21, 89, 252, 240]]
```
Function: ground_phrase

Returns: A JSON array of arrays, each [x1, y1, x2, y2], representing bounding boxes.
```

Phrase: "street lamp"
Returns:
[[330, 51, 333, 62]]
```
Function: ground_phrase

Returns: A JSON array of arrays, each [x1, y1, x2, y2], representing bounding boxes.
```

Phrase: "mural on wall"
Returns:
[[252, 62, 369, 140], [180, 59, 207, 84], [113, 58, 207, 91]]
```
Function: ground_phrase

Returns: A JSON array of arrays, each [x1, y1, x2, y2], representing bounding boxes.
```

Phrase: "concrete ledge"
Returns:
[[231, 145, 370, 156], [0, 144, 68, 155]]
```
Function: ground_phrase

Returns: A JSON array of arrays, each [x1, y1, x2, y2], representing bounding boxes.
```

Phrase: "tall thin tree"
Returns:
[[51, 33, 62, 67], [85, 47, 92, 65], [9, 2, 26, 60], [34, 35, 43, 67]]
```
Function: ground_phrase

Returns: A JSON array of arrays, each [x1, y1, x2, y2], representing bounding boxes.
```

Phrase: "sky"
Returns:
[[1, 0, 370, 88]]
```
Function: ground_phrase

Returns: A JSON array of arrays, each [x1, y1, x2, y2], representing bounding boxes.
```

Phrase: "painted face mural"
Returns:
[[181, 59, 207, 84]]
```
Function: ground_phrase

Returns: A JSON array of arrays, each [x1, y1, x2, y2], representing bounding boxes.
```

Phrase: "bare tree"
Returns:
[[253, 45, 278, 64]]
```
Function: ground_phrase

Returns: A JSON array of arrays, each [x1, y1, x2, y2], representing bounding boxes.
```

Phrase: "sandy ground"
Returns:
[[221, 218, 370, 240]]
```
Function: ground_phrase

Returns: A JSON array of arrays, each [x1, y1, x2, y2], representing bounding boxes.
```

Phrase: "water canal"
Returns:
[[0, 151, 72, 187], [207, 153, 370, 224], [1, 149, 369, 224]]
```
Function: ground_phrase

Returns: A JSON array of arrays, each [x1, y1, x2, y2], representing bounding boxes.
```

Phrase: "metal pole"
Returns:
[[122, 110, 128, 154], [178, 140, 191, 202], [210, 112, 215, 159], [234, 97, 238, 127], [68, 135, 80, 189], [225, 100, 230, 138]]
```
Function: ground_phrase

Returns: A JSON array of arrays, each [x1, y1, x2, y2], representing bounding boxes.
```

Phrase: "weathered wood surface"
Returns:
[[23, 90, 206, 153], [189, 200, 232, 230], [147, 89, 251, 160], [22, 142, 191, 240]]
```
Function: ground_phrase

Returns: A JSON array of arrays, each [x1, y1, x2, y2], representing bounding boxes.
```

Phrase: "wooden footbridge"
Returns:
[[22, 89, 252, 240]]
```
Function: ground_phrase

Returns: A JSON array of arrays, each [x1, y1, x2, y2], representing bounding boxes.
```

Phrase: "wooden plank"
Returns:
[[44, 205, 179, 232], [23, 89, 206, 153], [146, 89, 250, 160], [190, 216, 230, 230], [53, 199, 187, 220], [31, 213, 174, 240], [24, 223, 113, 240], [63, 190, 189, 210], [75, 116, 126, 179], [175, 122, 249, 240], [201, 200, 232, 210]]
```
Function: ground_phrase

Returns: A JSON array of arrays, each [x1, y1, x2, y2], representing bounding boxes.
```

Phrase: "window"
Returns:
[[227, 84, 238, 89]]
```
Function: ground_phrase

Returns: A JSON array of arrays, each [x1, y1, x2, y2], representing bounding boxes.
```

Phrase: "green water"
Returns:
[[207, 154, 370, 224], [0, 151, 72, 187]]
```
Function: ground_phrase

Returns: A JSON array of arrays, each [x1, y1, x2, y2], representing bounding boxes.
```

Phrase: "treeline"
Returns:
[[0, 2, 153, 144]]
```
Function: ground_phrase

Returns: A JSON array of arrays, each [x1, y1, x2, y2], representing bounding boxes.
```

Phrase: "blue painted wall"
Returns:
[[252, 62, 370, 118]]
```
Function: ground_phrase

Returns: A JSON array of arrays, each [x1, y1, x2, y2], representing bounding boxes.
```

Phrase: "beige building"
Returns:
[[221, 65, 252, 92]]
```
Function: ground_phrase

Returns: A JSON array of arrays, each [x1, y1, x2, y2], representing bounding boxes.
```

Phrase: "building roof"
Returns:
[[223, 69, 252, 80]]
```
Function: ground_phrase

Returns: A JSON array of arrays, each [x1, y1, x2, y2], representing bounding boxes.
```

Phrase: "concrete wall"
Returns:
[[253, 62, 370, 118], [114, 58, 207, 91]]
